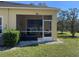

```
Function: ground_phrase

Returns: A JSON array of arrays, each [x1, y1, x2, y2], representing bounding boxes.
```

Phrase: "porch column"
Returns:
[[52, 14, 57, 40]]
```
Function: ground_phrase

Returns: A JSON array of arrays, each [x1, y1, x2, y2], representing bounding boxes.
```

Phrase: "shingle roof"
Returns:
[[0, 1, 48, 8], [0, 1, 59, 11]]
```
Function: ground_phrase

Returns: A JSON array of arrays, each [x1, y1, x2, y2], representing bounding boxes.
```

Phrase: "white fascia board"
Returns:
[[0, 7, 59, 11]]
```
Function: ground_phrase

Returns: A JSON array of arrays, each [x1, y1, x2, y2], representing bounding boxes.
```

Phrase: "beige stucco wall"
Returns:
[[0, 8, 58, 40], [0, 9, 9, 30], [52, 13, 57, 40]]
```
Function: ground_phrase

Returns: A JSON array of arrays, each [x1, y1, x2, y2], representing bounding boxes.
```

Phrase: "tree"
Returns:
[[58, 10, 67, 33], [38, 2, 47, 7], [66, 8, 79, 37]]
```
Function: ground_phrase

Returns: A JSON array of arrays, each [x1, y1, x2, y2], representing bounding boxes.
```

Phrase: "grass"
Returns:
[[0, 32, 79, 57]]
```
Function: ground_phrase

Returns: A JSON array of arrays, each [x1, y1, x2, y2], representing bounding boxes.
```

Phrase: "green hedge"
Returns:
[[3, 30, 20, 47]]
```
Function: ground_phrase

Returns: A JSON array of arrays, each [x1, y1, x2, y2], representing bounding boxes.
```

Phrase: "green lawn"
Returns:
[[0, 32, 79, 57]]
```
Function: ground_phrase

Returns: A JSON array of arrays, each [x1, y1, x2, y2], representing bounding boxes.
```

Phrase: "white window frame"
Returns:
[[0, 16, 3, 34], [42, 16, 52, 38]]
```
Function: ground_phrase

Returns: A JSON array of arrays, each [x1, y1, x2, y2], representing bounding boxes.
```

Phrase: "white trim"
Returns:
[[0, 7, 59, 11], [43, 19, 52, 37], [21, 31, 51, 32], [42, 16, 44, 38], [22, 31, 42, 32], [44, 20, 52, 21]]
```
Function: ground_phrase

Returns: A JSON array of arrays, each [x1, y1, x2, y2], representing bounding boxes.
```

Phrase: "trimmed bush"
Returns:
[[3, 29, 20, 47]]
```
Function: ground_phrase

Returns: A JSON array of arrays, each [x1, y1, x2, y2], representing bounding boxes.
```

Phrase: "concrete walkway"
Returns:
[[44, 39, 63, 45], [17, 38, 63, 47]]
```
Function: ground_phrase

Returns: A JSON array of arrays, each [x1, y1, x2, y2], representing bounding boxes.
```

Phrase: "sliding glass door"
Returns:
[[44, 20, 52, 37]]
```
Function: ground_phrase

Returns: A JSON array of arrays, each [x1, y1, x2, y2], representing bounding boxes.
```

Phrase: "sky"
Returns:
[[10, 1, 79, 10]]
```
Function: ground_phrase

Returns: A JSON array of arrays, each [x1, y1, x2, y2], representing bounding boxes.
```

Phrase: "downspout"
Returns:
[[7, 8, 9, 29]]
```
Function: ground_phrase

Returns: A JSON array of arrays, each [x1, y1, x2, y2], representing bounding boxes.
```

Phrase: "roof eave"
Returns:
[[0, 7, 59, 11]]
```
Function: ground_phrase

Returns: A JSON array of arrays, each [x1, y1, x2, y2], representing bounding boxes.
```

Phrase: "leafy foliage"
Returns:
[[3, 29, 20, 47], [66, 8, 79, 37], [58, 8, 79, 37], [58, 10, 67, 33]]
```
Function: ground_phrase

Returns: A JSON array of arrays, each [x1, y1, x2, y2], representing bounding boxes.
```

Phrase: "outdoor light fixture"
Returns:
[[36, 13, 39, 15]]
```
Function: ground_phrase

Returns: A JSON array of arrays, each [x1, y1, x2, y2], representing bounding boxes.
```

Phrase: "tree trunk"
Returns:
[[61, 20, 64, 34], [71, 20, 75, 37]]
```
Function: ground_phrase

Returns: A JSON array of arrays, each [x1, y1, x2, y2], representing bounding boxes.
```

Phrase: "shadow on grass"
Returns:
[[0, 46, 14, 51], [58, 32, 66, 34], [0, 44, 39, 51], [17, 44, 39, 47], [58, 32, 79, 39], [58, 32, 70, 35], [58, 36, 79, 38]]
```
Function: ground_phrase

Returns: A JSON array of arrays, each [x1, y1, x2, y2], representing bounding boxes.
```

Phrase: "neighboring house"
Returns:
[[0, 1, 59, 43]]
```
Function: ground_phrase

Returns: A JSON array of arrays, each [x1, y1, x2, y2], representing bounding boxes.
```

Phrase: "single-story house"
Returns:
[[0, 1, 59, 44]]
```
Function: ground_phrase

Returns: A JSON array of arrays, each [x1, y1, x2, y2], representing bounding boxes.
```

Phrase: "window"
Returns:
[[27, 20, 42, 31], [44, 21, 51, 31], [0, 17, 2, 33], [27, 19, 42, 38]]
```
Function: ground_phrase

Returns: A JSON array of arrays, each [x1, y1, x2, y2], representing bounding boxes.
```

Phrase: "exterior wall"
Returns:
[[0, 8, 58, 40], [8, 9, 58, 29], [52, 14, 57, 40], [0, 9, 9, 30]]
